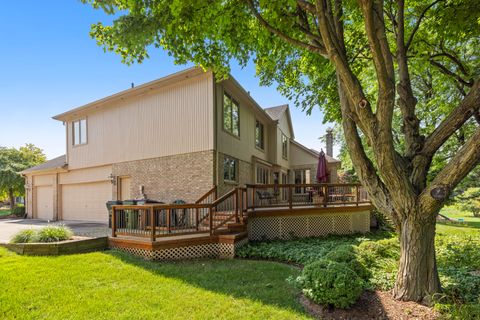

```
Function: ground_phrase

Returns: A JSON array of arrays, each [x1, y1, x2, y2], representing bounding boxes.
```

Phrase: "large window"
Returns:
[[223, 93, 240, 136], [73, 119, 87, 146], [256, 166, 270, 184], [223, 156, 238, 182], [281, 133, 288, 159], [255, 120, 264, 150], [294, 169, 310, 193]]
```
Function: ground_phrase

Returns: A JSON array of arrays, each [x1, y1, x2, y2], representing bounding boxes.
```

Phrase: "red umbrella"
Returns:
[[316, 149, 328, 183]]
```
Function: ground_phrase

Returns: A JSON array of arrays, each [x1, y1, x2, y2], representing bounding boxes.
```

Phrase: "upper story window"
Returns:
[[73, 119, 87, 146], [223, 92, 240, 137], [255, 120, 264, 150], [223, 156, 238, 183], [281, 133, 288, 159]]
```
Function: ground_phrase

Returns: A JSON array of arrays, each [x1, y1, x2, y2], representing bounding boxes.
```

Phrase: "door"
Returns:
[[36, 186, 54, 220], [61, 181, 111, 222], [118, 177, 131, 201]]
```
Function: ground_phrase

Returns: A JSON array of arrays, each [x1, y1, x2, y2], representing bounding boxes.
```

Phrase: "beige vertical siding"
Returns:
[[36, 185, 54, 220], [215, 80, 271, 164], [276, 115, 292, 169], [58, 165, 112, 185], [66, 72, 214, 169]]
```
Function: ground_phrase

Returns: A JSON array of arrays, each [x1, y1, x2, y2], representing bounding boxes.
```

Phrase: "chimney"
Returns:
[[325, 128, 333, 157]]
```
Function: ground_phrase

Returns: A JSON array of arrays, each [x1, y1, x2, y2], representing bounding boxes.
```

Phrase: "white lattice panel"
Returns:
[[281, 216, 309, 239], [153, 243, 221, 261], [309, 215, 334, 236], [110, 246, 153, 260], [248, 211, 370, 240]]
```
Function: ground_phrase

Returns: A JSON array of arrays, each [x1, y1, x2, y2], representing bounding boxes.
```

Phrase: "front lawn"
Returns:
[[0, 209, 11, 217], [0, 248, 309, 320]]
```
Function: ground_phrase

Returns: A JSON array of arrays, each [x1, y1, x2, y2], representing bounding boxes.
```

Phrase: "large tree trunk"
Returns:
[[8, 188, 15, 211], [393, 212, 441, 302]]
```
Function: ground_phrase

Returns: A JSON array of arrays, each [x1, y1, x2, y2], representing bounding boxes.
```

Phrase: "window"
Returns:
[[255, 120, 264, 150], [256, 166, 270, 184], [281, 133, 288, 159], [294, 169, 310, 193], [223, 92, 240, 136], [223, 156, 237, 182], [73, 119, 87, 145]]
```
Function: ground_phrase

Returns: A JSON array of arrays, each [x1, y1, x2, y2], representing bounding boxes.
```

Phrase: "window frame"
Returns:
[[222, 91, 240, 137], [255, 165, 270, 184], [223, 156, 238, 183], [72, 118, 88, 146], [255, 119, 265, 150], [281, 133, 288, 159]]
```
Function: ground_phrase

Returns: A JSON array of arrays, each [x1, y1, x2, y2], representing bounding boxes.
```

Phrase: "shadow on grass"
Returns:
[[105, 249, 307, 315]]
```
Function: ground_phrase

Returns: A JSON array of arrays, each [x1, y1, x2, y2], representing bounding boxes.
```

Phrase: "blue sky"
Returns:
[[0, 1, 335, 160]]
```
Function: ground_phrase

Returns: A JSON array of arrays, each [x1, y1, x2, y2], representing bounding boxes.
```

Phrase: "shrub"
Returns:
[[12, 205, 25, 217], [298, 259, 364, 309], [36, 225, 73, 242], [324, 249, 370, 280], [10, 229, 38, 243]]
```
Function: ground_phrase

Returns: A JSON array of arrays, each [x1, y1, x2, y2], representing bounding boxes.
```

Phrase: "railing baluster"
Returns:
[[111, 206, 117, 237], [150, 206, 155, 241], [288, 185, 293, 210]]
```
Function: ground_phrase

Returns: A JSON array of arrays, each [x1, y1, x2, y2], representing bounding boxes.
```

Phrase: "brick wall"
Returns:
[[112, 150, 215, 203]]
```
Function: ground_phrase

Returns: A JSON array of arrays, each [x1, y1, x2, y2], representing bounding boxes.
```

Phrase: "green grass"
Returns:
[[0, 248, 309, 320], [439, 205, 480, 229], [0, 209, 11, 216]]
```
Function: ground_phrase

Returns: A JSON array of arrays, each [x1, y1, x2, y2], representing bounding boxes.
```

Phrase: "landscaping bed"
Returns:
[[1, 236, 108, 256], [237, 225, 480, 319]]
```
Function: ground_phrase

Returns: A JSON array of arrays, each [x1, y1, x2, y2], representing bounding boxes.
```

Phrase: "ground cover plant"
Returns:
[[237, 223, 480, 319], [9, 225, 73, 243], [0, 248, 308, 320]]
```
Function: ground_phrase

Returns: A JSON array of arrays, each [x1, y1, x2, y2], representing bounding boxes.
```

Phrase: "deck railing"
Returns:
[[111, 183, 370, 240], [245, 183, 369, 211]]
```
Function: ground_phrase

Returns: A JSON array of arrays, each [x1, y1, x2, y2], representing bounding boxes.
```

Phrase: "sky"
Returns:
[[0, 1, 336, 160]]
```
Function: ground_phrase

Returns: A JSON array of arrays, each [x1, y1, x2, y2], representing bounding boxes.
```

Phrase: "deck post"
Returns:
[[209, 206, 213, 236], [111, 206, 117, 237], [150, 206, 155, 241], [356, 185, 360, 206], [252, 185, 256, 212], [235, 189, 240, 223], [166, 208, 171, 234], [288, 185, 293, 210], [323, 185, 328, 207], [195, 207, 199, 231]]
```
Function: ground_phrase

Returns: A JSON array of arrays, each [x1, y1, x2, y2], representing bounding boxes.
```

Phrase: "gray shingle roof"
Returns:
[[264, 104, 288, 121], [21, 155, 67, 174]]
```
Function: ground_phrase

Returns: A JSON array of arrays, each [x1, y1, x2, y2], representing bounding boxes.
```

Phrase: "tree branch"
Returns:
[[422, 80, 480, 158], [429, 59, 474, 87], [405, 0, 443, 50], [245, 0, 327, 56], [419, 127, 480, 214]]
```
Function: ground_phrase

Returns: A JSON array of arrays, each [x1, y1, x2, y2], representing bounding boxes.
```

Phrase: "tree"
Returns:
[[0, 144, 46, 210], [82, 0, 480, 301]]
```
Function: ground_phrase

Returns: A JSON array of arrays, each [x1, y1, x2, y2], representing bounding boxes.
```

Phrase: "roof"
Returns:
[[53, 67, 206, 121], [264, 104, 288, 120], [21, 155, 67, 174], [290, 140, 341, 163]]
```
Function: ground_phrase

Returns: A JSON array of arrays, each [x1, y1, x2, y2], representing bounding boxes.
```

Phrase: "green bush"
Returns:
[[36, 225, 73, 243], [298, 259, 364, 309], [10, 229, 38, 243], [12, 205, 25, 217], [324, 249, 370, 280]]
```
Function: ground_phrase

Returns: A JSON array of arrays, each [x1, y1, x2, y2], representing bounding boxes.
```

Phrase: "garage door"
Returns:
[[36, 186, 54, 220], [61, 181, 111, 222]]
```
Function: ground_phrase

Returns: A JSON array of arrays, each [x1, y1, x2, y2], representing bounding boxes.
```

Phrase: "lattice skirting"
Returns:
[[248, 211, 370, 241], [110, 241, 248, 261]]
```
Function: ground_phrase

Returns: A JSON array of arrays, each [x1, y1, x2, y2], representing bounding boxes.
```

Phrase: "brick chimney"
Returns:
[[325, 128, 333, 157]]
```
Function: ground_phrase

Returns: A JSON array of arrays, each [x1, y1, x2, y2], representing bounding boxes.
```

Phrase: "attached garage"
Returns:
[[61, 181, 111, 222], [35, 185, 54, 220]]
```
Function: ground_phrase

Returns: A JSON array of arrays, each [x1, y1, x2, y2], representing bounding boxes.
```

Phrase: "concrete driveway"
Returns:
[[0, 219, 109, 243]]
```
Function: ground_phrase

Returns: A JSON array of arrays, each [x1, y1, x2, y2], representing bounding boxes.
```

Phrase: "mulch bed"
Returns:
[[300, 290, 439, 320]]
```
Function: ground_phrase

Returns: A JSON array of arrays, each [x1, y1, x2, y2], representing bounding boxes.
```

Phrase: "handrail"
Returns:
[[245, 183, 362, 188], [211, 188, 237, 206], [195, 186, 217, 204]]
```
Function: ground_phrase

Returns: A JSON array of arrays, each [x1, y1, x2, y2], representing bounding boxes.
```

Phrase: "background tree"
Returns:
[[0, 144, 46, 210], [82, 0, 479, 302]]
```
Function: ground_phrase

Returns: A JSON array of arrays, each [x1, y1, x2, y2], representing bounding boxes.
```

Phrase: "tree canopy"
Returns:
[[0, 144, 46, 208], [82, 0, 479, 302]]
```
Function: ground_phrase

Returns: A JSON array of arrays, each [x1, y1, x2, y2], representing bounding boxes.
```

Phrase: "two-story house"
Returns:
[[22, 68, 340, 222]]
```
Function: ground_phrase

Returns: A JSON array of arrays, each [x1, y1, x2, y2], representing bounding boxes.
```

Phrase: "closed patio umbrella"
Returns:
[[316, 149, 328, 183]]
